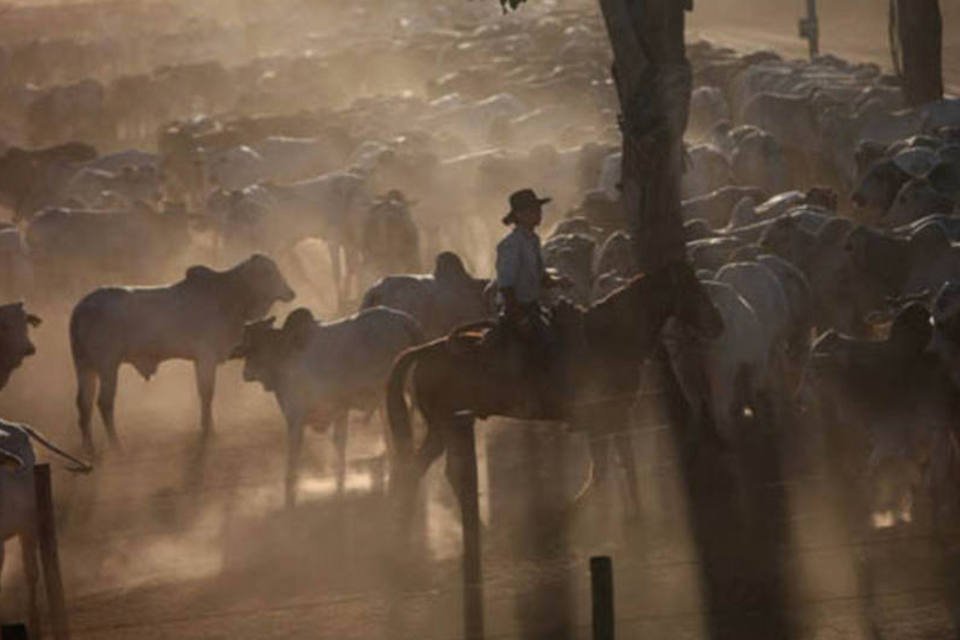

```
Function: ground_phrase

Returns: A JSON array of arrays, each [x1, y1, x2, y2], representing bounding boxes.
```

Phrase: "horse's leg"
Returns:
[[20, 533, 40, 637], [76, 367, 98, 455], [333, 411, 349, 495], [413, 420, 446, 482], [96, 362, 122, 449], [194, 357, 217, 440]]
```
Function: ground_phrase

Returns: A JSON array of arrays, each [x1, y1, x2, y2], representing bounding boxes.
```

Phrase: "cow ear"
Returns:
[[26, 314, 41, 327], [282, 308, 315, 349]]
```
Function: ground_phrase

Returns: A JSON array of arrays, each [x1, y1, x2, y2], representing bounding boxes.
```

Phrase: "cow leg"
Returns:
[[0, 540, 5, 595], [343, 247, 361, 308], [285, 418, 305, 508], [76, 368, 98, 455], [20, 534, 40, 637], [572, 428, 609, 509], [326, 241, 344, 310], [333, 412, 349, 495], [97, 364, 121, 449], [614, 430, 642, 519], [195, 359, 217, 438]]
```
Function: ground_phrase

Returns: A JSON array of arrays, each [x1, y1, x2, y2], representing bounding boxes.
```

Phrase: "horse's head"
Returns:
[[587, 260, 722, 359]]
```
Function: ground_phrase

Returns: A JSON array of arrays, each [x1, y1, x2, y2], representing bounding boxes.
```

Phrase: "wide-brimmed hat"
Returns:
[[502, 188, 551, 225]]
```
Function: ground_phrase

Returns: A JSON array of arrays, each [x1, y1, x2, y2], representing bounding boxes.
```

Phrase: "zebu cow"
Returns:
[[360, 252, 491, 339], [26, 204, 191, 293], [0, 142, 97, 220], [63, 165, 162, 209], [70, 254, 295, 453], [809, 304, 957, 525], [249, 171, 372, 307], [665, 279, 767, 442], [360, 190, 421, 289], [682, 186, 768, 228], [0, 421, 90, 635], [844, 223, 960, 308], [232, 307, 424, 506], [0, 228, 33, 300], [0, 303, 41, 391], [542, 233, 596, 306]]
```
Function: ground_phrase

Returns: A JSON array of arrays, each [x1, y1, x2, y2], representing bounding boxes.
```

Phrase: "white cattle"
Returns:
[[232, 307, 424, 506]]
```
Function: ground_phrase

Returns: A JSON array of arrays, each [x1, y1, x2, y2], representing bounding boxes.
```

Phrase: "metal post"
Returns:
[[798, 0, 820, 60], [591, 556, 614, 640], [33, 464, 70, 640]]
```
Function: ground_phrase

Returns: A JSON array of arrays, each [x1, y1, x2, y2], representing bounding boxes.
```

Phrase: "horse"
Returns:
[[386, 260, 724, 517]]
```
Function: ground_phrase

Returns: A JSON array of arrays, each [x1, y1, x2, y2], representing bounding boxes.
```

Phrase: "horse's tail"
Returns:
[[387, 340, 444, 462]]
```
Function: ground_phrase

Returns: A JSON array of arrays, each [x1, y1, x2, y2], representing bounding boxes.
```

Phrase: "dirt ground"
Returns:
[[1, 307, 956, 639]]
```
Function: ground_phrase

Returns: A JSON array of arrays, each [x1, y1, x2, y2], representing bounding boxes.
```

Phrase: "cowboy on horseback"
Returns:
[[495, 188, 570, 414]]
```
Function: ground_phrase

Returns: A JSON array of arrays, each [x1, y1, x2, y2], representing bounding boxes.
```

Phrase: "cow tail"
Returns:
[[386, 343, 432, 462], [69, 304, 91, 374], [21, 424, 93, 473]]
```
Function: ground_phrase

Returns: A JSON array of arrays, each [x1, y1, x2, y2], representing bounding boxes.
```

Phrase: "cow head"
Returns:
[[885, 178, 955, 227], [232, 308, 316, 392], [235, 254, 295, 320], [0, 302, 40, 391], [850, 159, 911, 220]]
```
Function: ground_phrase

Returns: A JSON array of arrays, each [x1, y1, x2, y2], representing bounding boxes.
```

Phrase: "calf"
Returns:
[[70, 254, 294, 453], [232, 307, 424, 506]]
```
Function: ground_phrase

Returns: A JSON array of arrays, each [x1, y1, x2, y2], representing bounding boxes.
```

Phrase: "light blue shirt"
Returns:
[[496, 226, 544, 304]]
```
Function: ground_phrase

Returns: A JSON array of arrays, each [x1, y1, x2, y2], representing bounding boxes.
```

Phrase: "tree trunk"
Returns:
[[599, 0, 689, 272], [892, 0, 944, 107], [597, 2, 796, 638]]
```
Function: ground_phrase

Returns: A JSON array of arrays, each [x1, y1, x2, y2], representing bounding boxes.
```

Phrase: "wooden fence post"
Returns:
[[33, 464, 70, 640], [450, 413, 484, 640], [1, 624, 29, 640], [591, 556, 614, 640]]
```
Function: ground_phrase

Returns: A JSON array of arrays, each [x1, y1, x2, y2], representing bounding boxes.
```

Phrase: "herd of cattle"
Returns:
[[1, 0, 960, 626]]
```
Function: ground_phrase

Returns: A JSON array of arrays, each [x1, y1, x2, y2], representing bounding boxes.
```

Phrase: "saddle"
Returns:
[[446, 315, 567, 420]]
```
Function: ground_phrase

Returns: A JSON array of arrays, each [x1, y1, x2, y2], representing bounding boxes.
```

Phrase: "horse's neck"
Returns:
[[584, 282, 670, 360]]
